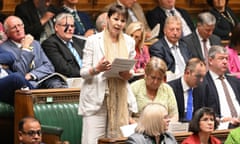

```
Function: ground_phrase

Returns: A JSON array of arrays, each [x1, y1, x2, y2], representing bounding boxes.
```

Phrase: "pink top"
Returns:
[[134, 45, 150, 72], [226, 46, 240, 78]]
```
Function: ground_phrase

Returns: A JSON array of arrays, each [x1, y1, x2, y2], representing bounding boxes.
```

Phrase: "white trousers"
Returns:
[[81, 102, 107, 144]]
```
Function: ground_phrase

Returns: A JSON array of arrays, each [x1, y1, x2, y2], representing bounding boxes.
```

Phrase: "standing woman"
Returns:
[[182, 107, 221, 144], [78, 4, 136, 144], [207, 0, 239, 40]]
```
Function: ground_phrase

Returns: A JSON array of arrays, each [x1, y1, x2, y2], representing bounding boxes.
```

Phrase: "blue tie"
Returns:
[[186, 88, 193, 121], [67, 42, 82, 68]]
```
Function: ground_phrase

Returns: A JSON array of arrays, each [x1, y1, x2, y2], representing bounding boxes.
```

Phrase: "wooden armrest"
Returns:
[[98, 137, 127, 144]]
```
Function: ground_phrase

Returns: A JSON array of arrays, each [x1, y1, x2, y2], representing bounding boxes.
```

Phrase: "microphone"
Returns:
[[64, 24, 69, 33], [64, 16, 69, 33]]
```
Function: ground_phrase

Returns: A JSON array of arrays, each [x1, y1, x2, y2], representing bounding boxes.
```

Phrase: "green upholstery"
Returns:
[[0, 102, 14, 117], [34, 103, 82, 144]]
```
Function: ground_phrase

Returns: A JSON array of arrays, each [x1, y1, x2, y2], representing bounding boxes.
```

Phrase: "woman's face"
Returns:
[[107, 13, 126, 38], [131, 29, 142, 47], [163, 111, 170, 131], [145, 70, 164, 91], [199, 114, 215, 133], [213, 0, 226, 10]]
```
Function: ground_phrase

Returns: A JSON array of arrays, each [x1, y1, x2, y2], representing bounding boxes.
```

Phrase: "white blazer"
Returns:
[[78, 32, 137, 116]]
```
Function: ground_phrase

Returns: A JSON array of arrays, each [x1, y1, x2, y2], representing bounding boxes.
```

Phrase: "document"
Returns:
[[103, 58, 136, 78], [145, 23, 160, 42], [120, 123, 137, 137]]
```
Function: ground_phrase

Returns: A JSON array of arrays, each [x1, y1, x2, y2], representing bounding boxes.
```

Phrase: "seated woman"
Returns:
[[207, 0, 239, 40], [127, 103, 177, 144], [130, 57, 178, 122], [182, 107, 221, 144], [225, 126, 240, 144], [126, 21, 150, 75], [226, 23, 240, 78]]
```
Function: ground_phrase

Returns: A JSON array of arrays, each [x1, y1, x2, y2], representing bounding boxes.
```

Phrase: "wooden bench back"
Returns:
[[14, 88, 80, 144]]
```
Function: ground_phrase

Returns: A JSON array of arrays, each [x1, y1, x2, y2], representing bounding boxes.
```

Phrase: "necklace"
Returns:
[[220, 10, 235, 27]]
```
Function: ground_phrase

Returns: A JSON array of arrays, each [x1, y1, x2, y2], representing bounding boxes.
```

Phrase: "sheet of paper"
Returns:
[[145, 23, 160, 41], [120, 123, 137, 137], [103, 58, 136, 78]]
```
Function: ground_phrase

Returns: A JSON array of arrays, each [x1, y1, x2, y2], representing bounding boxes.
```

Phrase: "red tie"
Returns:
[[202, 39, 209, 69]]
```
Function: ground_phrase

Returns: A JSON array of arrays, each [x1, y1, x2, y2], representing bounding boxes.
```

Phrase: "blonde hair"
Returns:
[[126, 21, 146, 49], [135, 103, 168, 136], [145, 57, 167, 77]]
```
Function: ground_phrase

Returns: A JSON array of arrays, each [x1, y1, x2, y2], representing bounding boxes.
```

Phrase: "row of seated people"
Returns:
[[9, 0, 239, 42], [15, 112, 240, 144]]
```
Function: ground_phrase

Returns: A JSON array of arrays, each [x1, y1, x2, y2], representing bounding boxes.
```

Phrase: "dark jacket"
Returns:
[[149, 38, 192, 73], [146, 7, 195, 39]]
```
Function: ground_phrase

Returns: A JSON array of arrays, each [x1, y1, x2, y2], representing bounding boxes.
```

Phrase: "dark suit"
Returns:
[[59, 7, 95, 35], [209, 7, 239, 40], [14, 1, 58, 41], [146, 7, 195, 39], [41, 34, 85, 77], [194, 72, 240, 117], [182, 32, 221, 60], [149, 38, 192, 73], [168, 78, 201, 122]]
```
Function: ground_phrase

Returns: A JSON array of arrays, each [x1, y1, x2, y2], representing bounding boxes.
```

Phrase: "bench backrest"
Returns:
[[14, 88, 81, 144]]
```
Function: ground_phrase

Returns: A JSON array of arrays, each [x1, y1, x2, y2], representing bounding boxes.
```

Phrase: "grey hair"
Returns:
[[164, 15, 182, 30], [95, 12, 107, 32], [55, 13, 74, 25], [208, 45, 228, 58], [3, 16, 23, 33], [197, 12, 216, 26]]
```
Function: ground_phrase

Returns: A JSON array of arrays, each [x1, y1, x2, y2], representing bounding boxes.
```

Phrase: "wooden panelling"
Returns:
[[1, 0, 240, 17]]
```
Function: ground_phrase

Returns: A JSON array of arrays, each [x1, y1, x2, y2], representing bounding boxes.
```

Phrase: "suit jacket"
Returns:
[[59, 7, 95, 35], [168, 78, 202, 122], [209, 7, 239, 40], [103, 2, 151, 32], [78, 32, 136, 116], [146, 7, 195, 39], [149, 38, 192, 73], [0, 39, 54, 87], [15, 0, 45, 41], [127, 132, 177, 144], [182, 134, 221, 144], [41, 34, 85, 77], [182, 31, 221, 60], [193, 71, 240, 117], [0, 48, 15, 65]]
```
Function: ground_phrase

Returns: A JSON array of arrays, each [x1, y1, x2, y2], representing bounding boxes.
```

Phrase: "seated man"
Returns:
[[194, 45, 240, 128], [42, 13, 85, 77], [146, 0, 195, 39], [103, 0, 151, 38], [1, 16, 67, 88], [168, 58, 207, 122], [183, 12, 221, 66], [60, 0, 95, 37], [18, 116, 42, 144], [0, 49, 33, 105], [14, 0, 59, 43], [149, 16, 192, 78]]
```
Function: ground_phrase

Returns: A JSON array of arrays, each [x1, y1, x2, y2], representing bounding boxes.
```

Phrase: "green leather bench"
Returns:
[[0, 102, 14, 143], [14, 88, 81, 144]]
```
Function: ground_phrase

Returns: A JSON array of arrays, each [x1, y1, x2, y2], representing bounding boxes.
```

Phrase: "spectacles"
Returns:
[[21, 130, 42, 137], [58, 24, 75, 28], [9, 23, 24, 32]]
